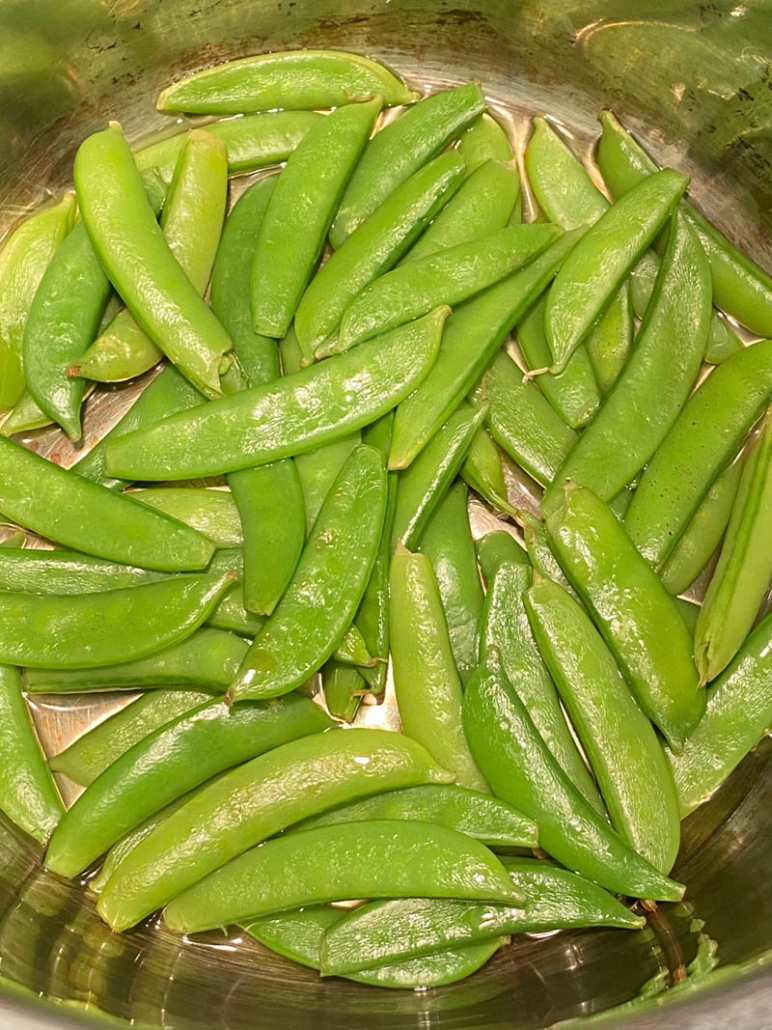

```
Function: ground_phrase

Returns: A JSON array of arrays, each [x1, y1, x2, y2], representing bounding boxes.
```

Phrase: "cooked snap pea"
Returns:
[[333, 624, 377, 669], [207, 582, 264, 637], [675, 598, 701, 636], [97, 728, 454, 931], [0, 549, 164, 594], [295, 434, 360, 533], [625, 340, 772, 567], [584, 285, 634, 395], [460, 428, 517, 515], [518, 510, 579, 600], [322, 661, 364, 723], [1, 389, 57, 436], [475, 530, 529, 582], [128, 488, 242, 548], [457, 112, 515, 170]]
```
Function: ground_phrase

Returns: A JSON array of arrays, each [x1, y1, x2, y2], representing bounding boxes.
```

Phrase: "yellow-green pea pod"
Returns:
[[74, 123, 231, 397], [584, 285, 634, 395], [0, 664, 63, 843], [164, 818, 521, 935], [675, 597, 701, 636], [251, 97, 381, 339], [0, 193, 75, 411], [322, 661, 364, 723], [389, 547, 488, 792], [545, 169, 688, 374], [330, 83, 486, 248], [0, 573, 231, 670], [98, 728, 455, 931], [518, 510, 578, 601], [127, 487, 242, 549], [106, 308, 446, 482], [625, 340, 772, 567], [157, 49, 417, 114], [297, 153, 465, 364], [475, 529, 529, 583], [46, 693, 334, 878], [295, 433, 360, 533], [460, 427, 517, 516], [0, 548, 166, 594], [228, 445, 387, 703], [1, 382, 100, 438], [542, 210, 712, 515], [695, 417, 772, 683], [660, 459, 743, 596], [333, 624, 377, 669], [457, 112, 515, 171], [207, 582, 264, 637], [547, 486, 703, 751]]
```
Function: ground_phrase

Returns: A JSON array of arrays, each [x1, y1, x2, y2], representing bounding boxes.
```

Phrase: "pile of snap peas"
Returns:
[[2, 47, 772, 991]]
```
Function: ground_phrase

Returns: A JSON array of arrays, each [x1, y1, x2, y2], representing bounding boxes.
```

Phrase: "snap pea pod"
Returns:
[[419, 482, 485, 686], [625, 340, 772, 567], [207, 582, 264, 637], [0, 530, 25, 549], [547, 486, 703, 750], [545, 169, 688, 374], [296, 153, 465, 363], [106, 308, 446, 481], [389, 228, 582, 470], [475, 530, 529, 582], [0, 549, 164, 594], [49, 689, 213, 786], [295, 434, 361, 533], [462, 647, 685, 901], [460, 428, 517, 515], [24, 627, 248, 693], [163, 819, 521, 934], [322, 661, 365, 723], [320, 859, 644, 975], [333, 625, 377, 669], [0, 664, 63, 843], [1, 381, 100, 438], [228, 445, 387, 703], [389, 548, 488, 791], [128, 488, 242, 548], [391, 403, 487, 550], [541, 210, 712, 515], [482, 561, 605, 816], [457, 112, 515, 170], [97, 728, 454, 931], [0, 193, 75, 411], [705, 313, 744, 365], [584, 285, 634, 395], [675, 598, 701, 636], [660, 460, 743, 596], [668, 610, 772, 817], [0, 436, 214, 570], [46, 693, 334, 877], [157, 49, 417, 114], [0, 573, 231, 669], [517, 510, 579, 600], [695, 417, 772, 683], [330, 83, 486, 248]]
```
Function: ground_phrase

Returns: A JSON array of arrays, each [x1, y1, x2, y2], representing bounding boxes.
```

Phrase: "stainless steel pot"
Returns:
[[2, 1, 772, 1027]]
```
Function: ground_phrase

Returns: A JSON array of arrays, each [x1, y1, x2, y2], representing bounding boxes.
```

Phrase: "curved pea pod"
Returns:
[[322, 662, 364, 723], [24, 627, 248, 693], [542, 210, 712, 515], [228, 445, 387, 703], [0, 549, 166, 594], [0, 193, 75, 411], [0, 436, 214, 571], [330, 84, 486, 248], [389, 548, 488, 792], [475, 530, 529, 583], [207, 582, 264, 637], [97, 728, 454, 931], [525, 116, 606, 226], [127, 488, 242, 548], [584, 285, 634, 396], [462, 647, 685, 902], [457, 112, 514, 170], [0, 573, 231, 670], [517, 510, 578, 600], [0, 664, 63, 843], [295, 433, 360, 533], [545, 169, 688, 374], [705, 314, 743, 365], [157, 49, 416, 114], [49, 689, 213, 786], [46, 693, 333, 877], [296, 153, 465, 363], [333, 625, 376, 669], [1, 390, 56, 436], [625, 340, 772, 567], [389, 228, 582, 471], [460, 428, 517, 516]]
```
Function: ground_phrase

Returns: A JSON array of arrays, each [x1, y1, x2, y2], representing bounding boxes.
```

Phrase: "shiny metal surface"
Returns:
[[2, 0, 772, 1027]]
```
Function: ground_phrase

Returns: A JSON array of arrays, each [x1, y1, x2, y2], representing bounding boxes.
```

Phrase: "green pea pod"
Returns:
[[391, 403, 487, 550], [97, 728, 454, 931], [330, 84, 485, 248], [419, 481, 485, 686], [296, 153, 465, 363], [0, 548, 165, 594], [462, 647, 685, 902], [660, 459, 743, 596], [625, 340, 772, 567], [333, 624, 376, 668], [49, 689, 213, 785], [1, 381, 102, 438], [545, 169, 688, 374], [0, 664, 63, 843], [475, 530, 529, 582], [337, 225, 560, 352], [0, 530, 25, 549], [584, 285, 634, 395], [460, 428, 517, 516], [0, 193, 75, 411], [228, 445, 387, 703], [72, 311, 163, 383], [74, 123, 231, 397], [457, 112, 515, 170], [518, 510, 578, 600], [542, 210, 712, 514], [107, 308, 446, 481], [127, 488, 242, 549], [401, 160, 521, 265], [389, 228, 582, 470], [295, 434, 361, 533], [525, 116, 608, 228], [207, 582, 264, 637], [0, 573, 231, 670], [695, 417, 772, 682], [46, 693, 334, 877], [0, 436, 214, 571], [322, 661, 364, 723], [157, 49, 417, 114], [668, 610, 772, 817], [675, 598, 701, 636], [25, 627, 248, 693]]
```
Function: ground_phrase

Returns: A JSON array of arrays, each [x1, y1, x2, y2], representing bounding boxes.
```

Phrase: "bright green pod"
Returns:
[[106, 308, 447, 481], [518, 510, 579, 601], [127, 487, 242, 548], [333, 624, 376, 669], [584, 285, 634, 395], [1, 391, 54, 436], [0, 549, 164, 594], [475, 529, 529, 583], [207, 582, 264, 637], [72, 310, 163, 383], [457, 112, 515, 170], [525, 116, 608, 228], [322, 661, 364, 723], [330, 83, 486, 248], [97, 728, 454, 931], [460, 428, 517, 516], [295, 434, 361, 533]]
